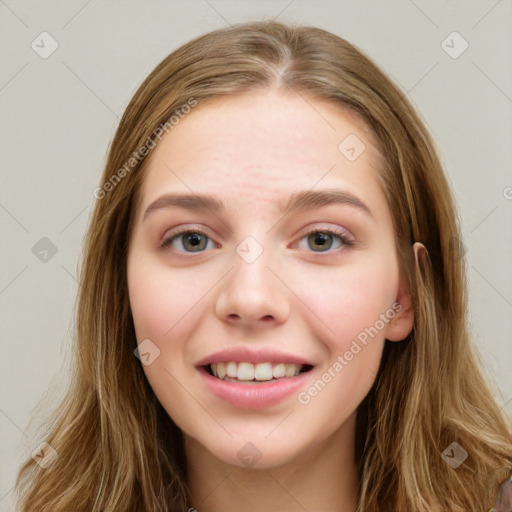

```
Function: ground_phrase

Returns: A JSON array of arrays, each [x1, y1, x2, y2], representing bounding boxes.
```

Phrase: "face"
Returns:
[[127, 90, 413, 469]]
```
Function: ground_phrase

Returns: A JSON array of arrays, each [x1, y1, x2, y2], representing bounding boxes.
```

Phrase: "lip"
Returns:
[[195, 346, 314, 366], [197, 365, 313, 409]]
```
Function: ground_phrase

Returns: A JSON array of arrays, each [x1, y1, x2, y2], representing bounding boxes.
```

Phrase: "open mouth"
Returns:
[[204, 362, 314, 383]]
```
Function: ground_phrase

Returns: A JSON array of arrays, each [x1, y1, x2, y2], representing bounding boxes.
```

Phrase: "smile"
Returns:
[[207, 361, 313, 382], [198, 363, 314, 409]]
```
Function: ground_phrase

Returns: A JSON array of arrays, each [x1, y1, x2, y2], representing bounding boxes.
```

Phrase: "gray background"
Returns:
[[1, 1, 511, 509]]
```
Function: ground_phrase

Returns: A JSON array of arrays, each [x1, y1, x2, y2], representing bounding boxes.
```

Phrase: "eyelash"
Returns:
[[160, 226, 355, 255]]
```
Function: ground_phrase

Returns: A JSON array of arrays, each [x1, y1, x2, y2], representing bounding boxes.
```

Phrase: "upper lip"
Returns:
[[195, 347, 315, 367]]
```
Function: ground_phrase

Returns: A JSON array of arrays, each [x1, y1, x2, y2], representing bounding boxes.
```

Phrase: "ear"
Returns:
[[384, 243, 426, 342], [384, 274, 414, 342]]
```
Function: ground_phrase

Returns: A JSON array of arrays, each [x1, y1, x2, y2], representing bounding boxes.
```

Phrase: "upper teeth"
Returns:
[[211, 362, 302, 381]]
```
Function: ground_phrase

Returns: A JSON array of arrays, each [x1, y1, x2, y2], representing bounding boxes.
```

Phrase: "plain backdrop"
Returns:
[[1, 1, 511, 509]]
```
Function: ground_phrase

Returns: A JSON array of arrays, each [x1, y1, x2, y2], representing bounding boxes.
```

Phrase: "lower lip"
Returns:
[[197, 366, 313, 409]]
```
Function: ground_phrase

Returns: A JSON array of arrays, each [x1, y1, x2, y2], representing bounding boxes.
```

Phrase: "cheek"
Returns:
[[127, 260, 208, 431], [127, 259, 206, 342], [292, 257, 398, 352], [292, 262, 396, 420]]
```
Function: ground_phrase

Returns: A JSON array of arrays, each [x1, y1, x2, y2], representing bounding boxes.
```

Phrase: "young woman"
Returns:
[[16, 20, 512, 512]]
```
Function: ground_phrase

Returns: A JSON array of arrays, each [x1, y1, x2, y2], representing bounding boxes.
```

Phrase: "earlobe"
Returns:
[[386, 242, 427, 342], [385, 274, 415, 343], [386, 292, 414, 342]]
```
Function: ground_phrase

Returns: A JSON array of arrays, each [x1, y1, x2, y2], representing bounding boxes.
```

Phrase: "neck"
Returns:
[[185, 417, 359, 512]]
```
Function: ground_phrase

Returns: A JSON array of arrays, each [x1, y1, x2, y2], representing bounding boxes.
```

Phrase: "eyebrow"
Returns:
[[143, 189, 373, 221]]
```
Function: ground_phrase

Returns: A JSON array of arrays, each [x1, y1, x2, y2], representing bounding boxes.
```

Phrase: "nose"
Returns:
[[214, 242, 290, 327]]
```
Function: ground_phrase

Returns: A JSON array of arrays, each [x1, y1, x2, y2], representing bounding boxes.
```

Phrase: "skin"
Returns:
[[127, 89, 414, 511]]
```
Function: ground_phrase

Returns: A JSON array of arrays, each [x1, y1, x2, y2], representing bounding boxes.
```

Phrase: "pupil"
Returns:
[[185, 233, 205, 250], [309, 232, 332, 251]]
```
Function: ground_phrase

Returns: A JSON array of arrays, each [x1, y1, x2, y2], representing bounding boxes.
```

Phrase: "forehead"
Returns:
[[138, 90, 386, 215]]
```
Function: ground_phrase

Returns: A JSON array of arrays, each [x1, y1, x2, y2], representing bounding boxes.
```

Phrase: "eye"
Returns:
[[160, 226, 354, 255], [297, 227, 354, 253], [160, 228, 216, 253]]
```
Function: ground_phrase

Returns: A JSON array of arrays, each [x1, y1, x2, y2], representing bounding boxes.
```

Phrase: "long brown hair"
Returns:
[[15, 20, 512, 511]]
